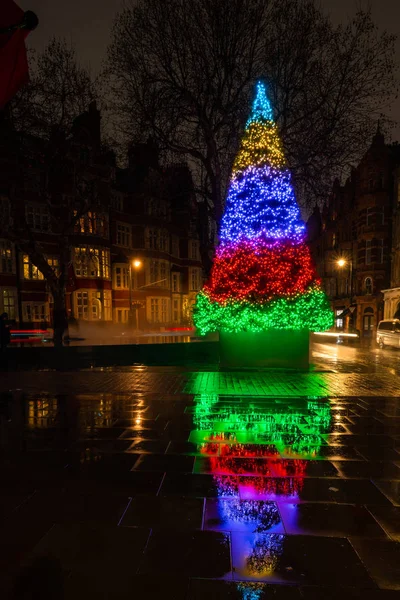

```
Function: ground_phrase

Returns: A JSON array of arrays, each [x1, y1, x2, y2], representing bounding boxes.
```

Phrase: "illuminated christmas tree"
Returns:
[[193, 82, 333, 336]]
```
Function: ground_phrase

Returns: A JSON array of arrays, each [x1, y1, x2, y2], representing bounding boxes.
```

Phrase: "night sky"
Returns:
[[20, 0, 400, 140]]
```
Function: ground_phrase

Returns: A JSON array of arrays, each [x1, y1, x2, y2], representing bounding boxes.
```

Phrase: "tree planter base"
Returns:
[[219, 330, 310, 370]]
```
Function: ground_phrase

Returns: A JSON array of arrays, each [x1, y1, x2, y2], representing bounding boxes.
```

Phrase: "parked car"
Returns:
[[376, 319, 400, 348]]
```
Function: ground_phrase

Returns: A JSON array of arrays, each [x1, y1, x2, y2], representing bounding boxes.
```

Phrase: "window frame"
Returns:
[[365, 277, 373, 295], [116, 222, 132, 247], [365, 240, 372, 265], [0, 239, 14, 274]]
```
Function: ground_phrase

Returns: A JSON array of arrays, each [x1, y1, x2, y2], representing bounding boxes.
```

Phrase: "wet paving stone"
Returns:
[[121, 495, 204, 530], [350, 539, 400, 590], [119, 427, 169, 440], [166, 441, 220, 455], [139, 530, 231, 577], [357, 447, 400, 461], [277, 502, 387, 538], [2, 371, 400, 594], [311, 446, 364, 461], [372, 481, 400, 506], [10, 488, 132, 526], [0, 488, 35, 517], [64, 452, 141, 484], [367, 506, 400, 542], [333, 461, 400, 479], [160, 473, 239, 498], [69, 439, 133, 453], [126, 439, 170, 454], [21, 524, 151, 597], [204, 498, 285, 534], [230, 533, 374, 586], [188, 578, 302, 599], [128, 575, 189, 600], [300, 587, 400, 600], [132, 453, 195, 472]]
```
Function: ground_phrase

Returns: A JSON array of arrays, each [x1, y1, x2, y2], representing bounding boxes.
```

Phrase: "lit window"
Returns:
[[161, 298, 168, 322], [114, 266, 128, 289], [23, 255, 44, 280], [150, 298, 159, 322], [47, 256, 59, 274], [26, 204, 49, 232], [116, 223, 131, 247], [76, 291, 89, 319], [172, 273, 180, 292], [2, 289, 16, 319], [24, 303, 47, 322], [335, 309, 343, 329], [190, 268, 200, 291], [173, 298, 179, 322], [0, 240, 14, 273], [160, 261, 168, 287], [148, 297, 168, 323], [116, 309, 129, 323], [75, 211, 108, 237], [74, 247, 110, 279], [103, 290, 112, 321]]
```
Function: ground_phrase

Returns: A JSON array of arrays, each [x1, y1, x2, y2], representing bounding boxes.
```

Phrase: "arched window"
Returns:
[[365, 277, 373, 295]]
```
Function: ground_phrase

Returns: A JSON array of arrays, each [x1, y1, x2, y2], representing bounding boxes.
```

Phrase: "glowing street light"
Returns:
[[129, 258, 142, 329], [335, 256, 354, 327]]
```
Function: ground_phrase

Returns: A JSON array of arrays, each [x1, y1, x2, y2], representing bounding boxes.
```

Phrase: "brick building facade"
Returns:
[[381, 166, 400, 319], [307, 128, 400, 339], [0, 104, 205, 332]]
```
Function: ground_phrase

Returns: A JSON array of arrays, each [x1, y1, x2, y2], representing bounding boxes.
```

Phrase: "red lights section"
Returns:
[[205, 240, 319, 303]]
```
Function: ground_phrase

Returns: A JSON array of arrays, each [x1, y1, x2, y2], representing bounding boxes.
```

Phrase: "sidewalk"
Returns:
[[1, 365, 400, 397]]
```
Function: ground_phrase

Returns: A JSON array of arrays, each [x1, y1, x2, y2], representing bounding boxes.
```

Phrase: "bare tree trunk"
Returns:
[[52, 287, 67, 348]]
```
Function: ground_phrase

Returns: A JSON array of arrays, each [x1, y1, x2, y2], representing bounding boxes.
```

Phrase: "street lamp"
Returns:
[[336, 257, 355, 332], [336, 258, 353, 301], [129, 259, 142, 329]]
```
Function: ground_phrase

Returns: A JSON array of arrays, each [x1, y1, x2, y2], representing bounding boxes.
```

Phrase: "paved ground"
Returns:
[[1, 342, 400, 598]]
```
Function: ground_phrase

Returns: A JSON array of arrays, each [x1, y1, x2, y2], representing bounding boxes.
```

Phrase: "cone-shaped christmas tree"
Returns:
[[194, 82, 333, 336]]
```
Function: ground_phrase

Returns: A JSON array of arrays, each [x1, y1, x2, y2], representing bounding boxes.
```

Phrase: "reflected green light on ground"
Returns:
[[193, 393, 331, 457], [185, 371, 332, 397]]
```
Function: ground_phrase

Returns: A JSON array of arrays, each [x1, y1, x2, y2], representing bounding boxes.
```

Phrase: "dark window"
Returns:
[[378, 322, 394, 331]]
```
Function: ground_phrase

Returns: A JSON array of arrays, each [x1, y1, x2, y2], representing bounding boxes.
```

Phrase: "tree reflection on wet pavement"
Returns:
[[1, 342, 400, 598]]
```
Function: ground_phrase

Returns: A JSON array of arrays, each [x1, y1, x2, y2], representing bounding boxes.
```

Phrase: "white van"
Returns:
[[376, 319, 400, 348]]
